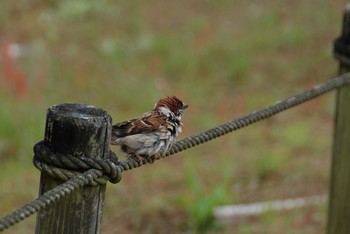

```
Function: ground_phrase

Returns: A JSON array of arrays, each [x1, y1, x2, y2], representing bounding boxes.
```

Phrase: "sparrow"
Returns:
[[111, 96, 188, 163]]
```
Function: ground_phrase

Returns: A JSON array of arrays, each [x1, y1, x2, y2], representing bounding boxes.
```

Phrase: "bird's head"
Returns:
[[154, 96, 188, 117]]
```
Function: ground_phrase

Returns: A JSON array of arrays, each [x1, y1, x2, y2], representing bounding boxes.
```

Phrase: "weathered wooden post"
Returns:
[[327, 4, 350, 234], [35, 103, 112, 234]]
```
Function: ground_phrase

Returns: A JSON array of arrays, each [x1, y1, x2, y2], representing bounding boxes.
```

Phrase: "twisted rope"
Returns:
[[32, 141, 157, 184], [0, 169, 103, 231], [166, 73, 350, 156], [1, 73, 350, 232], [33, 142, 122, 184]]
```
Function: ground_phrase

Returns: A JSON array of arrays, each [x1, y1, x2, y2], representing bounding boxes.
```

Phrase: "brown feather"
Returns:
[[112, 111, 166, 137]]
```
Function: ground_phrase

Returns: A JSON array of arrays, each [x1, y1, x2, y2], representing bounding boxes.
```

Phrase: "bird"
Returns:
[[111, 96, 188, 163]]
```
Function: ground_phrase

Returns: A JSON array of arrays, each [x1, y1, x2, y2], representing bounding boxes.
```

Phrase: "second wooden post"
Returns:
[[327, 4, 350, 234]]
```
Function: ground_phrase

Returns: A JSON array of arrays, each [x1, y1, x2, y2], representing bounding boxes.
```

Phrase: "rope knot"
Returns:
[[33, 141, 122, 185]]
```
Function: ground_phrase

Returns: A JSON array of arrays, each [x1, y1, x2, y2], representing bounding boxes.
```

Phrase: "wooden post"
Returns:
[[35, 103, 112, 234], [327, 4, 350, 234]]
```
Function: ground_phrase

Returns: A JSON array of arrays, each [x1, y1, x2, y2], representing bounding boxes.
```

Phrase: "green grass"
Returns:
[[0, 0, 345, 233]]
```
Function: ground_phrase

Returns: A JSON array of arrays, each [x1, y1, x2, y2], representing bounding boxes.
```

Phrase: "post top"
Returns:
[[346, 3, 350, 12], [49, 103, 110, 120]]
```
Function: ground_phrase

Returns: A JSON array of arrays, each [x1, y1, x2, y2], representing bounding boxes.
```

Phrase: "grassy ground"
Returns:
[[0, 0, 347, 233]]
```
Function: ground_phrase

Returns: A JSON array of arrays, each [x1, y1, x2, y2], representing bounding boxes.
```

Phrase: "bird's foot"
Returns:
[[129, 154, 144, 165], [147, 154, 160, 164], [129, 154, 160, 165]]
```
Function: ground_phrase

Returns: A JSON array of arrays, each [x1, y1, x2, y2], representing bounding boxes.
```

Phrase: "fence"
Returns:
[[1, 5, 350, 234]]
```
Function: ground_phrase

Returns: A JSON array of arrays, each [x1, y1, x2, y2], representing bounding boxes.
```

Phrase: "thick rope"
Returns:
[[0, 169, 102, 231], [1, 73, 350, 232], [33, 142, 122, 184], [166, 73, 350, 156]]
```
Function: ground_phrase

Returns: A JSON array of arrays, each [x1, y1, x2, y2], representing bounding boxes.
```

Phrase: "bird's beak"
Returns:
[[182, 103, 189, 110]]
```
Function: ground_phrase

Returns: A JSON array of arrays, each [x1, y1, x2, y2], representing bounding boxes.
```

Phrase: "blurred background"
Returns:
[[0, 0, 347, 233]]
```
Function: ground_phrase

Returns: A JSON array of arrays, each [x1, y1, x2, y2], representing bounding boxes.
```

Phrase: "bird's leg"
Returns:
[[129, 154, 144, 165], [149, 154, 160, 163], [129, 154, 159, 164], [153, 154, 160, 160]]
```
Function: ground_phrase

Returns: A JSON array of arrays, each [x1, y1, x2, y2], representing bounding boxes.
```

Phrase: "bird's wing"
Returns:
[[112, 111, 166, 138]]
